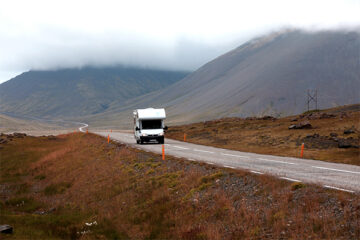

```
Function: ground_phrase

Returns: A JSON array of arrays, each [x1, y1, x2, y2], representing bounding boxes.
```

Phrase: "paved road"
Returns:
[[78, 123, 88, 132], [95, 131, 360, 193]]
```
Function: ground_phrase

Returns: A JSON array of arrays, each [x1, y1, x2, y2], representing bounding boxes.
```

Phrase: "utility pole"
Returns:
[[307, 89, 318, 111]]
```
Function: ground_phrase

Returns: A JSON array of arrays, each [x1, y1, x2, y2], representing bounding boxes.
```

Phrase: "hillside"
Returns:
[[86, 29, 360, 128], [0, 66, 188, 118], [166, 104, 360, 165], [0, 113, 85, 135], [0, 114, 63, 132], [1, 133, 359, 239]]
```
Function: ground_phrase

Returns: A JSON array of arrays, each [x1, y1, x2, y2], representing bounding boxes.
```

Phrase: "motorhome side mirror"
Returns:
[[135, 127, 140, 131], [164, 126, 168, 130]]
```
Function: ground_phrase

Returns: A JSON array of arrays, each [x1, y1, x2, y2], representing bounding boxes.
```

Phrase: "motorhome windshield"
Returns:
[[141, 120, 162, 129]]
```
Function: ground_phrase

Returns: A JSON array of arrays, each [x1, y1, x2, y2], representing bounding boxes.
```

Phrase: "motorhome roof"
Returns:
[[135, 108, 166, 120]]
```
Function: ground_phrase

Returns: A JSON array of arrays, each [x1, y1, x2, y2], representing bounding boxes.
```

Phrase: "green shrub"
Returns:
[[44, 182, 71, 196], [291, 182, 305, 191], [34, 174, 46, 180], [199, 171, 223, 184]]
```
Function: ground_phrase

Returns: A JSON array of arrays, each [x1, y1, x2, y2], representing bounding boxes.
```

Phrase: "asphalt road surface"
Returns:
[[95, 131, 360, 193]]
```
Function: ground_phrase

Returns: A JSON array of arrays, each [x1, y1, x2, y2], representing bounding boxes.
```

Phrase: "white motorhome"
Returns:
[[133, 108, 167, 144]]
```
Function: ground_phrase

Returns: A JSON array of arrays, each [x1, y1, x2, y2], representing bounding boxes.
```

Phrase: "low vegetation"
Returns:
[[166, 104, 360, 165], [1, 132, 359, 239]]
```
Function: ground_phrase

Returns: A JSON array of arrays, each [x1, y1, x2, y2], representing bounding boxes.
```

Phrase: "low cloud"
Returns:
[[0, 0, 359, 83]]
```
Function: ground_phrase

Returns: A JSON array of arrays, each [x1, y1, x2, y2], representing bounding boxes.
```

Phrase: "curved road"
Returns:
[[95, 131, 360, 193], [78, 123, 89, 132]]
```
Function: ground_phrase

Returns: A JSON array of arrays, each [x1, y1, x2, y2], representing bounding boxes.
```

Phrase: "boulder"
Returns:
[[338, 139, 352, 148], [0, 225, 13, 234], [261, 116, 277, 120], [319, 113, 336, 119], [288, 121, 312, 130], [329, 133, 338, 138], [344, 129, 355, 134], [305, 133, 319, 138]]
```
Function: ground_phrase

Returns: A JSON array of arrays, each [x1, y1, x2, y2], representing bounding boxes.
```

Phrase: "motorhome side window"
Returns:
[[141, 120, 162, 129]]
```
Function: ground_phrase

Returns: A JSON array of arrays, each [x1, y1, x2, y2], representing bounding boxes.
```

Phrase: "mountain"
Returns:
[[1, 29, 359, 129], [0, 66, 189, 118], [86, 29, 360, 127]]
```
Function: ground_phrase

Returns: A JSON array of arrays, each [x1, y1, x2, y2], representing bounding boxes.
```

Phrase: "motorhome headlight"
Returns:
[[141, 133, 147, 136], [159, 132, 164, 136]]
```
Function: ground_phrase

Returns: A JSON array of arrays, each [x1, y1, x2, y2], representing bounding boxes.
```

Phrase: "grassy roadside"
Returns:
[[1, 132, 360, 239], [166, 104, 360, 165]]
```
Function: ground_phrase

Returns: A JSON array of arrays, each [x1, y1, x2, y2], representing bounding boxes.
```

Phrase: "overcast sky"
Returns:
[[0, 0, 359, 84]]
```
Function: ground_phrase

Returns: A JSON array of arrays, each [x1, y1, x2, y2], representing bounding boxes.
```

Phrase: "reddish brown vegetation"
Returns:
[[1, 132, 360, 239]]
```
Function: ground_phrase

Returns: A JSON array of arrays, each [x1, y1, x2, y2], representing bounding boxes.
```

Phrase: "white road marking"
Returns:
[[250, 170, 264, 175], [172, 145, 189, 150], [223, 165, 235, 169], [280, 177, 301, 182], [324, 185, 354, 193], [193, 149, 214, 154], [312, 166, 360, 175], [221, 153, 249, 158], [207, 162, 214, 165], [257, 158, 297, 165]]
